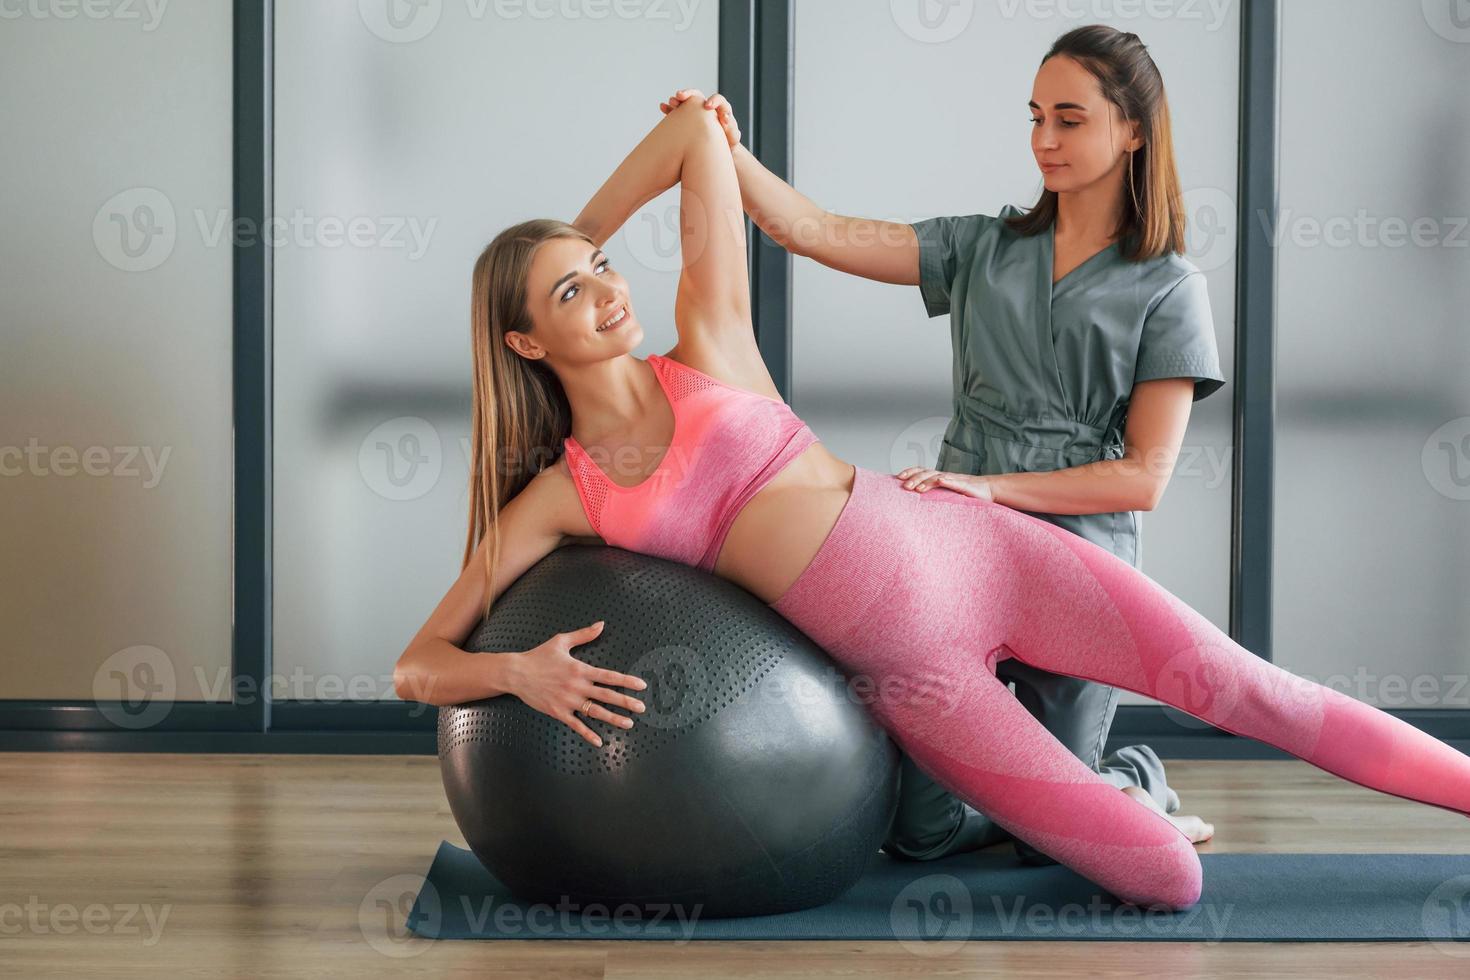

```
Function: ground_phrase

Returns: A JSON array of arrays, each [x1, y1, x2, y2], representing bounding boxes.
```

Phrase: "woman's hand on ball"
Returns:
[[508, 621, 648, 747]]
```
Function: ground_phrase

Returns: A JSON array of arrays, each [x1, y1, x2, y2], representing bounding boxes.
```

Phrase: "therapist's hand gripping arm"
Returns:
[[660, 89, 921, 286]]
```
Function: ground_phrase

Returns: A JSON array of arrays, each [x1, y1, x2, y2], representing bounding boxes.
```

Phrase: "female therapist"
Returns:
[[660, 24, 1224, 863]]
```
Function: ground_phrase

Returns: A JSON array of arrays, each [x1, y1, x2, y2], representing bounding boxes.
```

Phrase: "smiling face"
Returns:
[[505, 236, 641, 365], [1029, 54, 1143, 194]]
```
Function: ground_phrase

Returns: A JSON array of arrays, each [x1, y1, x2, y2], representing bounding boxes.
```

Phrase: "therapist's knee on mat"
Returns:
[[1013, 838, 1061, 866], [881, 806, 962, 862]]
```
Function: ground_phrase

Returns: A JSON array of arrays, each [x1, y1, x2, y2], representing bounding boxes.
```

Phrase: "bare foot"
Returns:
[[1122, 785, 1214, 844]]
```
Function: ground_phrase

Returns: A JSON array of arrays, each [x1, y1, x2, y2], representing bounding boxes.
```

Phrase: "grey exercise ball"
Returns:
[[437, 544, 899, 919]]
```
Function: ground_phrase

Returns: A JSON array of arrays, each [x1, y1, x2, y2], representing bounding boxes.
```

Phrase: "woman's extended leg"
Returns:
[[770, 467, 1470, 911], [986, 496, 1470, 820]]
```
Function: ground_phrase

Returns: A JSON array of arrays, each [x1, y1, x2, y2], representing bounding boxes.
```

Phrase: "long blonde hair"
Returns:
[[465, 218, 590, 617], [1007, 24, 1187, 261]]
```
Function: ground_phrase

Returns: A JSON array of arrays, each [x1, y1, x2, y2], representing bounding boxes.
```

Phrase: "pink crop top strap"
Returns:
[[561, 352, 819, 572]]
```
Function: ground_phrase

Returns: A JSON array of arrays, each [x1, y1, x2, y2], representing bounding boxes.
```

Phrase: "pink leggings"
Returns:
[[768, 466, 1470, 911]]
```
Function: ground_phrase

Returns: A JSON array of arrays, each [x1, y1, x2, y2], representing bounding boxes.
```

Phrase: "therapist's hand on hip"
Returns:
[[896, 468, 996, 502]]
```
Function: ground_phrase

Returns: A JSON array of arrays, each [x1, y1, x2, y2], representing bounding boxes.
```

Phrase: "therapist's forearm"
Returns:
[[730, 142, 829, 255], [987, 455, 1166, 515], [571, 102, 709, 248]]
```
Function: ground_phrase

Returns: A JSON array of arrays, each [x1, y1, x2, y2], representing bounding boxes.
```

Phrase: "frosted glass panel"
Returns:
[[1273, 0, 1470, 705], [790, 7, 1238, 710], [273, 1, 721, 700], [0, 7, 234, 700]]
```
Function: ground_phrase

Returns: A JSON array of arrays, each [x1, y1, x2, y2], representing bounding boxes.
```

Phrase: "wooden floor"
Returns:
[[2, 753, 1468, 978]]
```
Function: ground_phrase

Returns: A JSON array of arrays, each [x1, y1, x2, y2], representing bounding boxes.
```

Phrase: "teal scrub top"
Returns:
[[911, 203, 1227, 567]]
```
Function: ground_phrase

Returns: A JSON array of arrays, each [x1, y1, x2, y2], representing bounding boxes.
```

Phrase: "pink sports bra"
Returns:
[[562, 353, 820, 572]]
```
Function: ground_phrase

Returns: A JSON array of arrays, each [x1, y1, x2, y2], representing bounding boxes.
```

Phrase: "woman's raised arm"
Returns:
[[575, 95, 761, 374], [570, 98, 715, 250], [661, 89, 921, 286]]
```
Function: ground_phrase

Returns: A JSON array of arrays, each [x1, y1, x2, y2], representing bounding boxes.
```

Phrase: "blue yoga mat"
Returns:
[[406, 840, 1470, 942]]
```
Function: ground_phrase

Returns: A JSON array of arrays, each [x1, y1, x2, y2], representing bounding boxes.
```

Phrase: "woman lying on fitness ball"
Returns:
[[394, 51, 1470, 915]]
